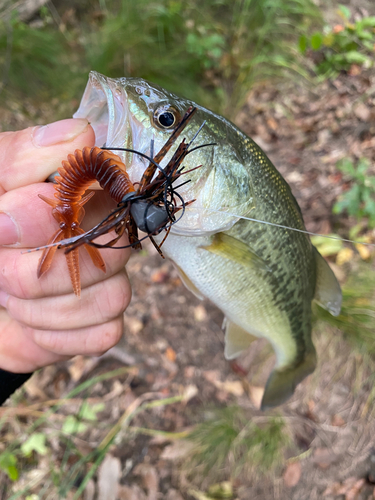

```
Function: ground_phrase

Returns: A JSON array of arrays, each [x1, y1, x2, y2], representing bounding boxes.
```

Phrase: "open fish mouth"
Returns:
[[73, 71, 254, 236]]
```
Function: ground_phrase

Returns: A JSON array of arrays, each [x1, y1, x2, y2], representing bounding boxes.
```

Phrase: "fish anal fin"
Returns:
[[261, 349, 317, 410], [201, 232, 270, 272], [223, 318, 258, 360], [173, 264, 204, 300], [313, 247, 342, 317]]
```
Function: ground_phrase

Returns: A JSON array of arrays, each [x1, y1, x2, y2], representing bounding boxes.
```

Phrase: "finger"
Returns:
[[29, 316, 124, 357], [0, 182, 118, 247], [0, 308, 69, 373], [4, 269, 131, 330], [0, 235, 131, 299], [0, 119, 95, 193]]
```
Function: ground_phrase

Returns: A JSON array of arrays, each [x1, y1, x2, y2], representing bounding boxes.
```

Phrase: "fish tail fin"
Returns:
[[260, 348, 317, 411]]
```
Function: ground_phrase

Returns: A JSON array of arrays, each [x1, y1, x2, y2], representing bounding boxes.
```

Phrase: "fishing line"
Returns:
[[202, 208, 375, 247]]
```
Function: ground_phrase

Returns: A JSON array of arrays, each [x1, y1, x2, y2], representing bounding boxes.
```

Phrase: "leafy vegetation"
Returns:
[[299, 5, 375, 76], [333, 158, 375, 228], [186, 406, 290, 480], [1, 0, 321, 118]]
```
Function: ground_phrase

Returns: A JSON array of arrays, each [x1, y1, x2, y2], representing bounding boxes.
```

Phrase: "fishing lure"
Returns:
[[36, 107, 202, 296]]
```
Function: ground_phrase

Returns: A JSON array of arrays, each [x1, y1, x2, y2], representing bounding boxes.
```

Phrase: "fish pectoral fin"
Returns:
[[313, 246, 342, 317], [260, 349, 317, 410], [200, 232, 270, 272], [173, 264, 205, 300], [223, 318, 258, 360]]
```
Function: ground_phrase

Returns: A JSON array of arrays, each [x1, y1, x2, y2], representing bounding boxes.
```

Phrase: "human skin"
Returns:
[[0, 118, 132, 373]]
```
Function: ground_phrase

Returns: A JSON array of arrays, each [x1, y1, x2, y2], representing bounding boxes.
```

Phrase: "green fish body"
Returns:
[[75, 72, 342, 409]]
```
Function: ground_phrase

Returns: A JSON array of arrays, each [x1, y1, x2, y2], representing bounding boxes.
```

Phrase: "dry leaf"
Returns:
[[151, 268, 170, 283], [97, 455, 121, 500], [331, 414, 345, 427], [165, 347, 177, 362], [336, 247, 354, 266], [126, 316, 144, 335], [283, 462, 301, 488], [313, 448, 337, 469], [354, 103, 370, 122], [161, 440, 195, 460], [117, 485, 147, 500], [133, 463, 159, 500], [194, 305, 207, 322], [249, 386, 265, 409], [83, 480, 95, 500], [203, 370, 221, 385], [165, 489, 184, 500], [182, 384, 199, 402], [355, 243, 371, 260]]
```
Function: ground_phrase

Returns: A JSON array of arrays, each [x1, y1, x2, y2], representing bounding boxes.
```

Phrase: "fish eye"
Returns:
[[153, 106, 180, 130]]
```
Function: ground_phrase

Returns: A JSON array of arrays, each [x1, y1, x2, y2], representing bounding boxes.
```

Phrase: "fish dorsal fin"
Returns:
[[223, 318, 258, 360], [313, 247, 342, 317], [200, 232, 270, 271], [173, 264, 205, 300], [261, 348, 317, 410]]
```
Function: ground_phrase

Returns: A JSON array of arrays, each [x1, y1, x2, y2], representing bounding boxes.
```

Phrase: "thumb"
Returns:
[[0, 118, 95, 193]]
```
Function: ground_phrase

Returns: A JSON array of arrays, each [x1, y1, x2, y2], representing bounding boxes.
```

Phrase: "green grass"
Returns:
[[185, 406, 290, 481], [1, 0, 322, 120]]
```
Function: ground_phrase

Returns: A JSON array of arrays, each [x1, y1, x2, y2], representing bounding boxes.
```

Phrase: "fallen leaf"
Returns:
[[355, 243, 371, 260], [117, 485, 147, 500], [313, 448, 337, 469], [161, 440, 195, 460], [126, 316, 144, 335], [165, 489, 184, 500], [354, 103, 370, 122], [344, 478, 365, 500], [207, 481, 234, 498], [194, 305, 207, 322], [203, 370, 221, 385], [97, 455, 121, 500], [331, 414, 345, 427], [165, 347, 176, 362], [283, 462, 301, 488], [218, 380, 244, 397], [248, 386, 265, 409], [151, 268, 170, 283], [133, 463, 159, 500], [182, 384, 199, 403], [336, 247, 354, 266], [83, 479, 95, 500]]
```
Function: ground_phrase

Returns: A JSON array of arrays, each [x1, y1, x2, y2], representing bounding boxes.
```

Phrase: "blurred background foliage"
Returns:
[[0, 0, 322, 119]]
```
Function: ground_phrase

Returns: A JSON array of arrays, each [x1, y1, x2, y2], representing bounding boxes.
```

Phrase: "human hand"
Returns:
[[0, 119, 132, 373]]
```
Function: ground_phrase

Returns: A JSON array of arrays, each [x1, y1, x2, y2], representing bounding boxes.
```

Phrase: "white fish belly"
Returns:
[[158, 233, 298, 368]]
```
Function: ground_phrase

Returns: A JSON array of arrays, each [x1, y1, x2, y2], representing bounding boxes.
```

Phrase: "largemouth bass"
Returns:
[[74, 71, 342, 409]]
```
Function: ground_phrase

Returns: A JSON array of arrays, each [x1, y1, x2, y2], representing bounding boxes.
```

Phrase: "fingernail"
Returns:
[[0, 213, 19, 245], [0, 290, 9, 308], [33, 118, 89, 147]]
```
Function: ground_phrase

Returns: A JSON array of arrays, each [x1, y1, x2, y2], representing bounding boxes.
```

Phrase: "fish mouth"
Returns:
[[74, 72, 131, 154], [73, 71, 249, 236]]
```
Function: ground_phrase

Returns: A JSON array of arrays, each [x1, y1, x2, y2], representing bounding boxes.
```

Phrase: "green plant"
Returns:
[[333, 158, 375, 228], [1, 0, 322, 120], [299, 5, 375, 76], [186, 406, 290, 480]]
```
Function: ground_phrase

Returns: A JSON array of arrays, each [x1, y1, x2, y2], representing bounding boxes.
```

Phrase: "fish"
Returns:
[[74, 71, 342, 409]]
